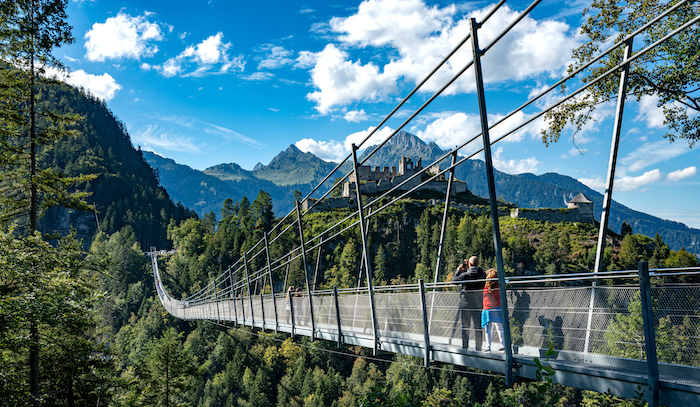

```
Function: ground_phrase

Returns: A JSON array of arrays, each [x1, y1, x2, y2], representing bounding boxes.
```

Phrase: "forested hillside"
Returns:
[[37, 82, 194, 248], [100, 191, 697, 406], [143, 151, 303, 218]]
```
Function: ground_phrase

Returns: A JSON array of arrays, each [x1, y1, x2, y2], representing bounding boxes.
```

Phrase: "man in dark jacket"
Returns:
[[452, 256, 485, 350]]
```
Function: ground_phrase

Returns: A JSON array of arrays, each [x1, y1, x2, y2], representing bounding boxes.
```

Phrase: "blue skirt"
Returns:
[[481, 308, 503, 327]]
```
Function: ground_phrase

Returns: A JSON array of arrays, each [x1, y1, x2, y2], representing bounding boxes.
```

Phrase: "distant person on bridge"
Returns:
[[482, 268, 505, 353], [452, 256, 485, 350]]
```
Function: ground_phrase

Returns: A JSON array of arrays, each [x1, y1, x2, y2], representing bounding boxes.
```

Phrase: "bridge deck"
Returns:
[[153, 252, 700, 406]]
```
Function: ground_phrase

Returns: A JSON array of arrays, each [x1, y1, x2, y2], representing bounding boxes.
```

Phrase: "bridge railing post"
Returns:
[[638, 261, 659, 407], [313, 247, 322, 291], [289, 289, 296, 340], [429, 150, 457, 334], [433, 150, 457, 284], [470, 17, 514, 386], [244, 252, 254, 328], [296, 200, 317, 340], [240, 279, 247, 326], [264, 232, 279, 333], [233, 287, 239, 327], [228, 267, 237, 326], [215, 278, 221, 324], [586, 38, 634, 354], [333, 286, 342, 348], [260, 290, 266, 331], [351, 143, 380, 356], [419, 279, 431, 367]]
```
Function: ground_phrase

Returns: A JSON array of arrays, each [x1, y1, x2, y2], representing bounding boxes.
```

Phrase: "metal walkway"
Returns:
[[152, 251, 700, 406]]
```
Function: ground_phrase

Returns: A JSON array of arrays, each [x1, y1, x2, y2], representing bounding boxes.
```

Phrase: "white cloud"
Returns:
[[620, 140, 691, 173], [616, 169, 663, 191], [133, 125, 202, 153], [200, 121, 261, 147], [150, 115, 264, 151], [45, 67, 122, 100], [242, 72, 275, 81], [343, 109, 368, 122], [667, 166, 697, 182], [567, 146, 588, 156], [491, 147, 539, 174], [153, 115, 262, 148], [635, 94, 666, 128], [84, 12, 163, 62], [345, 126, 396, 152], [64, 70, 121, 100], [413, 110, 543, 154], [296, 126, 396, 162], [305, 1, 578, 113], [258, 46, 294, 69], [330, 0, 454, 49], [296, 138, 347, 162], [161, 57, 183, 77], [578, 177, 606, 190], [157, 33, 245, 78], [191, 33, 227, 64], [582, 167, 671, 192], [416, 112, 480, 149], [635, 94, 690, 134], [306, 44, 396, 114], [296, 50, 319, 68], [490, 110, 546, 143]]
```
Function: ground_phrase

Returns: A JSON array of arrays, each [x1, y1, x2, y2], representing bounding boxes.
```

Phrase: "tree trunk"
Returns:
[[29, 7, 40, 401], [30, 322, 39, 407]]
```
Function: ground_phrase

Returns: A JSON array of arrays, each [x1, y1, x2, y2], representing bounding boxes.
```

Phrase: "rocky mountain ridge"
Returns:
[[146, 131, 700, 254]]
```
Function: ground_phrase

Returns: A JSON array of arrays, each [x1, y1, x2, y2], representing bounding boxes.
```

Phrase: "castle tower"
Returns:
[[567, 193, 594, 217]]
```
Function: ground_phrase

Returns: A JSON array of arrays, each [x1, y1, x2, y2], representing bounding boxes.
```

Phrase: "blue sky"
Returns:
[[56, 0, 699, 229]]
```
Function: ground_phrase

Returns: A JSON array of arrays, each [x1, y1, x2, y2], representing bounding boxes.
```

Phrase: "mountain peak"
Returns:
[[359, 130, 446, 168], [267, 144, 306, 166], [386, 130, 426, 149], [203, 161, 256, 182], [253, 162, 264, 171]]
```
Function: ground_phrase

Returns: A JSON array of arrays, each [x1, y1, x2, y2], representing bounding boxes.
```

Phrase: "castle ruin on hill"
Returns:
[[342, 156, 467, 197], [302, 157, 467, 212], [302, 156, 596, 226]]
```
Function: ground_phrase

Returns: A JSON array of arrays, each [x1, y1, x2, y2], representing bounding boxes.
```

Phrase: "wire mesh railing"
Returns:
[[152, 245, 700, 405], [153, 247, 700, 374]]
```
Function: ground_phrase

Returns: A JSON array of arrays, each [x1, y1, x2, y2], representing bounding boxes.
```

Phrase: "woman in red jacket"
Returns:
[[481, 268, 505, 352]]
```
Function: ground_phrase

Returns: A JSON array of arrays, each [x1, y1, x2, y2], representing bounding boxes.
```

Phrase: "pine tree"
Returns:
[[0, 2, 98, 404], [542, 1, 700, 147], [144, 327, 198, 407], [0, 0, 93, 232]]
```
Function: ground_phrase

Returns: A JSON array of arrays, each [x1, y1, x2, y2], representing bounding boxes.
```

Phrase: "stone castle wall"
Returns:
[[302, 197, 355, 213], [510, 207, 595, 224]]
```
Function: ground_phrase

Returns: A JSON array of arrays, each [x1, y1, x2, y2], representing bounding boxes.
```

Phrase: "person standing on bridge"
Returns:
[[482, 268, 505, 352], [452, 256, 485, 350]]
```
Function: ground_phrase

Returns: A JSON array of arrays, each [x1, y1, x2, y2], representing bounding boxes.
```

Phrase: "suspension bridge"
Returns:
[[150, 1, 700, 406]]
